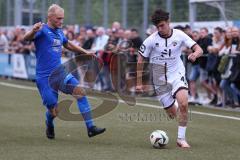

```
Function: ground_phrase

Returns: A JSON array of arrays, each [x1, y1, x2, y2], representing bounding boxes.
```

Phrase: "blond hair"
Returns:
[[48, 4, 64, 17]]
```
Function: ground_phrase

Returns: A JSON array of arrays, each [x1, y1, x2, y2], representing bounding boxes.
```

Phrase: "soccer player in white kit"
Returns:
[[136, 9, 203, 148]]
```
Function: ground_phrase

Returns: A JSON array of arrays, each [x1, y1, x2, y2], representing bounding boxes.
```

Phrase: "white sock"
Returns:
[[178, 126, 187, 140]]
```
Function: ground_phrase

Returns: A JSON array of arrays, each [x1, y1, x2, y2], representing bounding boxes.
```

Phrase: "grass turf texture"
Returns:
[[0, 78, 240, 160]]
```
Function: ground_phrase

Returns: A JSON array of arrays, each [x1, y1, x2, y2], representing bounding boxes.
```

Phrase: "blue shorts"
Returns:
[[188, 65, 200, 81], [36, 72, 79, 109], [188, 64, 208, 82]]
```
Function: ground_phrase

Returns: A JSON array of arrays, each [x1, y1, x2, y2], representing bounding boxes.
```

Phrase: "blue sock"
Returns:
[[46, 110, 54, 127], [77, 96, 94, 129]]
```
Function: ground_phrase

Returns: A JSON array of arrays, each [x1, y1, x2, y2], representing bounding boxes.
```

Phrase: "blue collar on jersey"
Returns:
[[45, 24, 61, 33]]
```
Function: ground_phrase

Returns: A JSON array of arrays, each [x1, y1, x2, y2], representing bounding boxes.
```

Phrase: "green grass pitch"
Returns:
[[0, 79, 240, 160]]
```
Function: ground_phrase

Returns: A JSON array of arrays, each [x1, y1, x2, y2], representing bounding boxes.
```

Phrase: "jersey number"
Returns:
[[160, 49, 171, 58]]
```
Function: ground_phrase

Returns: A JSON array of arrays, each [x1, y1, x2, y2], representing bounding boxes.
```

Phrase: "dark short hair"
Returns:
[[184, 25, 191, 29], [214, 27, 224, 33], [200, 27, 208, 33], [151, 9, 169, 26], [131, 28, 138, 33], [174, 25, 184, 31]]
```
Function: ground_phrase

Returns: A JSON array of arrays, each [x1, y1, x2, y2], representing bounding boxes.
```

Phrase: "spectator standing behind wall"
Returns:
[[198, 27, 218, 104], [206, 27, 225, 106], [82, 29, 95, 50], [91, 27, 109, 52], [0, 29, 9, 53]]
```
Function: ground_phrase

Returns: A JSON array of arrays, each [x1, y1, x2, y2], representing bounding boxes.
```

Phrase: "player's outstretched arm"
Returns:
[[188, 44, 203, 62], [64, 40, 96, 56], [23, 22, 43, 41]]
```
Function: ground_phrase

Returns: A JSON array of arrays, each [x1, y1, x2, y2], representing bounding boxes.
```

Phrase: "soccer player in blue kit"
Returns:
[[23, 4, 105, 139]]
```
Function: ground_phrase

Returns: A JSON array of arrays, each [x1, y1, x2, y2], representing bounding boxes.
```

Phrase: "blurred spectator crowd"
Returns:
[[0, 21, 240, 108], [178, 25, 240, 108]]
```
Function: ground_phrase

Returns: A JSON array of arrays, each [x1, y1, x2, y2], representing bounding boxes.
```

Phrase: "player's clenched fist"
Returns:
[[33, 22, 43, 32], [188, 52, 198, 62], [87, 50, 97, 58], [23, 22, 44, 41]]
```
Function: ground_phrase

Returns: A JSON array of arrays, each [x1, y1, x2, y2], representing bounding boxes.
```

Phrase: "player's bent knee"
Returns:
[[49, 108, 58, 118], [177, 99, 188, 108], [167, 112, 177, 119], [165, 105, 177, 119], [72, 86, 86, 99]]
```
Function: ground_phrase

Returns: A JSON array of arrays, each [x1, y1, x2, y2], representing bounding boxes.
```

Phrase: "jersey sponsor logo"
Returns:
[[53, 47, 61, 52], [139, 44, 146, 53], [152, 56, 175, 61], [53, 39, 61, 47], [52, 38, 62, 52]]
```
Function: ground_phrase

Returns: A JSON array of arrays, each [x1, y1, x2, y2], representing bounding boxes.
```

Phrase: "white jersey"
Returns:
[[138, 29, 196, 108], [138, 29, 196, 73]]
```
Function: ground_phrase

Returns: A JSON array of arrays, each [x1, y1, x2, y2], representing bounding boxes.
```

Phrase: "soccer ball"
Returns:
[[150, 130, 169, 148]]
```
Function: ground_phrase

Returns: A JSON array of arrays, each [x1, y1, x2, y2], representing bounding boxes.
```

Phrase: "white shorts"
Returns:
[[153, 65, 188, 109]]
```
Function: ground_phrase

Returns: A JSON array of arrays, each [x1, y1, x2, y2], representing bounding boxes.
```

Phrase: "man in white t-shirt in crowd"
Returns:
[[0, 29, 9, 53], [91, 27, 109, 52], [136, 9, 203, 148]]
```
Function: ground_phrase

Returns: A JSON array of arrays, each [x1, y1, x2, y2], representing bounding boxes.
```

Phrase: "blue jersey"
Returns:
[[34, 24, 68, 79]]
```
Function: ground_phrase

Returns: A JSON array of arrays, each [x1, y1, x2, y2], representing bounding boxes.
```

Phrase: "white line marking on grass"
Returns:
[[133, 101, 240, 121], [1, 81, 240, 121], [0, 82, 37, 91], [189, 111, 240, 121]]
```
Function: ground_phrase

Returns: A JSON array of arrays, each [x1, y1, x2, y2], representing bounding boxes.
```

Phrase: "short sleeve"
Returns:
[[179, 30, 196, 48], [138, 37, 153, 58], [60, 30, 68, 45]]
